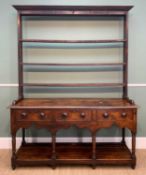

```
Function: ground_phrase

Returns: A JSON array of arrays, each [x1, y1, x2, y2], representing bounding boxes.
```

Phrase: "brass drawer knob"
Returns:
[[80, 112, 86, 119], [62, 112, 68, 119], [121, 112, 127, 118], [21, 112, 27, 119], [40, 112, 47, 119], [103, 112, 109, 119]]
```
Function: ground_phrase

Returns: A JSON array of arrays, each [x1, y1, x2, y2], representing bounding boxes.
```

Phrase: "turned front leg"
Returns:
[[11, 133, 16, 170], [131, 132, 136, 169], [22, 128, 26, 146], [51, 131, 56, 169], [121, 128, 126, 144], [92, 131, 96, 169]]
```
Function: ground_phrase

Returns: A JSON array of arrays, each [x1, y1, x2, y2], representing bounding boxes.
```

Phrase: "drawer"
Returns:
[[96, 109, 134, 121], [15, 110, 52, 122], [54, 110, 92, 122]]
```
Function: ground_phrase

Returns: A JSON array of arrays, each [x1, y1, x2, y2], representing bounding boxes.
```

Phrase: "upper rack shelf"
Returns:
[[22, 63, 125, 66], [22, 83, 125, 87], [21, 39, 126, 43]]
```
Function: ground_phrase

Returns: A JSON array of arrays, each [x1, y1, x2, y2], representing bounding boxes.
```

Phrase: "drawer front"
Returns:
[[96, 109, 134, 121], [15, 110, 53, 122], [54, 110, 92, 122]]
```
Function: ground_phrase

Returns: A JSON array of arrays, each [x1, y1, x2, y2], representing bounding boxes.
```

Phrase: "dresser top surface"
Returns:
[[11, 98, 137, 109]]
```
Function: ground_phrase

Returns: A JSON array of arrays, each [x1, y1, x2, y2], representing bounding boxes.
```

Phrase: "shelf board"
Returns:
[[21, 39, 126, 44], [23, 63, 124, 72], [22, 83, 125, 87], [16, 142, 132, 165], [22, 63, 126, 66], [96, 142, 131, 161], [17, 143, 52, 161]]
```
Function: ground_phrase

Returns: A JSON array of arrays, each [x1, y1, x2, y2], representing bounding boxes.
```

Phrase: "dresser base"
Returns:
[[10, 98, 137, 169]]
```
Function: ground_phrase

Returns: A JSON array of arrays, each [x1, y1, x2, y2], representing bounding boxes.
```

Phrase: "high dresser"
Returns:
[[10, 5, 137, 169]]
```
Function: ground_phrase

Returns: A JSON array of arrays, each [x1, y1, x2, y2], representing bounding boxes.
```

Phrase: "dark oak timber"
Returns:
[[22, 63, 126, 66], [22, 83, 125, 87], [13, 5, 133, 11], [22, 62, 125, 73], [10, 98, 137, 168], [21, 39, 126, 43], [15, 143, 132, 166], [10, 5, 137, 169], [13, 5, 133, 16]]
